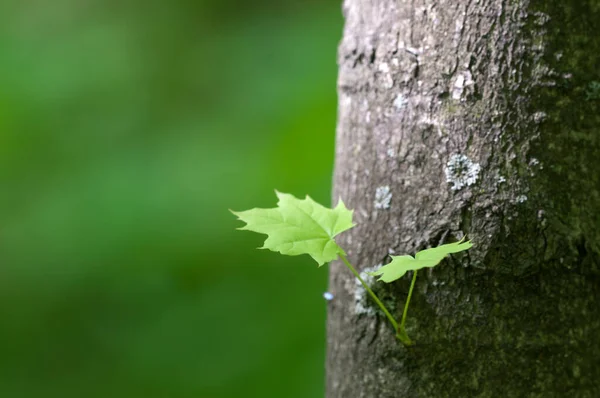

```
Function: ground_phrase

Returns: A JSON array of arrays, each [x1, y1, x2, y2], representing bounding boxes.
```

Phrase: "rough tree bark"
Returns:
[[327, 0, 600, 396]]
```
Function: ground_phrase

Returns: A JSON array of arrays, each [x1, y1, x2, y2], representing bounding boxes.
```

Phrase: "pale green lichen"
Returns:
[[445, 154, 481, 190]]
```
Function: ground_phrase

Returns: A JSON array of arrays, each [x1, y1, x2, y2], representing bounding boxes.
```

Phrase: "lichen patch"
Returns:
[[354, 266, 379, 315], [393, 93, 408, 110], [374, 185, 392, 209], [444, 154, 481, 190], [378, 62, 390, 73], [451, 71, 474, 101]]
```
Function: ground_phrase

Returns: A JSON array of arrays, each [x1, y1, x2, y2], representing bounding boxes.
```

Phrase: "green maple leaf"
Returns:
[[231, 191, 355, 266], [369, 238, 473, 282]]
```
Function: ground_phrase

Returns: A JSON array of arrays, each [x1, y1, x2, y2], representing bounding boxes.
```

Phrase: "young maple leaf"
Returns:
[[230, 191, 355, 266], [369, 238, 473, 282]]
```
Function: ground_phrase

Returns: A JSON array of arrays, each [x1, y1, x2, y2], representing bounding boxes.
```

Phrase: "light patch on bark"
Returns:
[[444, 154, 481, 191], [393, 93, 408, 110], [533, 111, 547, 123], [451, 71, 474, 100], [374, 186, 392, 209], [353, 265, 379, 315], [515, 194, 528, 203]]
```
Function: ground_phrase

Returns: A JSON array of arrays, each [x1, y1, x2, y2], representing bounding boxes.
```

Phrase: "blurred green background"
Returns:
[[0, 1, 342, 397]]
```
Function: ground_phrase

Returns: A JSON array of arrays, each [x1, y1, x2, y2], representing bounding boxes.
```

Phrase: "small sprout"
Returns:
[[445, 154, 481, 190], [233, 191, 474, 346], [374, 186, 392, 209]]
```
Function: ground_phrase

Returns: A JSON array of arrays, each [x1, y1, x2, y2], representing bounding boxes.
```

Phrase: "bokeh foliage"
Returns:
[[0, 1, 342, 396]]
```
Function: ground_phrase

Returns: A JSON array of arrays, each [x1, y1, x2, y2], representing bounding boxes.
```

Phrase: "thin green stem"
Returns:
[[395, 270, 418, 346], [339, 253, 398, 331], [400, 270, 418, 330]]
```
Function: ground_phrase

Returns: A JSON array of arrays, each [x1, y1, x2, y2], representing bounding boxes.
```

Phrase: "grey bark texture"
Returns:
[[327, 0, 600, 397]]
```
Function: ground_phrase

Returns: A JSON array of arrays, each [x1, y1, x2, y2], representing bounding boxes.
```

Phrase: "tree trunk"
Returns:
[[327, 0, 600, 396]]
